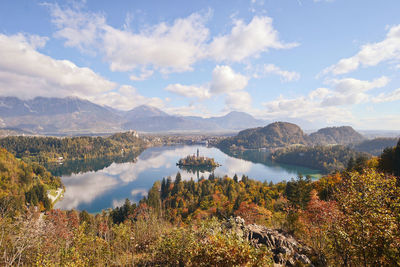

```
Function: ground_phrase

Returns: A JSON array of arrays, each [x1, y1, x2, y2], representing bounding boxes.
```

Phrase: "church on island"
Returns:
[[177, 149, 220, 168]]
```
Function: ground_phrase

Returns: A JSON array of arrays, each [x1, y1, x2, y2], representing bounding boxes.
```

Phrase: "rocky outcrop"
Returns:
[[228, 217, 314, 266]]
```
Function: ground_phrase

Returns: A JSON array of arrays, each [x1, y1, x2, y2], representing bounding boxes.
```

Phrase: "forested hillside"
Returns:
[[353, 137, 398, 155], [270, 145, 370, 172], [0, 148, 61, 213], [378, 138, 400, 176], [218, 122, 309, 150], [216, 122, 367, 150], [0, 131, 145, 163]]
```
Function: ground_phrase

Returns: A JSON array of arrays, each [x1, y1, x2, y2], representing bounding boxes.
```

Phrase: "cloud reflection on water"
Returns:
[[55, 172, 119, 210], [56, 145, 320, 212]]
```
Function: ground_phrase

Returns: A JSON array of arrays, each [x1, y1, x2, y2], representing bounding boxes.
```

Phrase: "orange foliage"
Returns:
[[234, 202, 272, 224]]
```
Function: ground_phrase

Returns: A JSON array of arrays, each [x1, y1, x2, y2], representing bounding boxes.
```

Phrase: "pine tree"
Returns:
[[175, 172, 182, 184], [161, 177, 166, 199], [233, 174, 238, 183], [394, 139, 400, 177]]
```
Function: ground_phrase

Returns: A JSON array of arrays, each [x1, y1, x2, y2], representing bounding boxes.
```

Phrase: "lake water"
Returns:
[[54, 145, 321, 213]]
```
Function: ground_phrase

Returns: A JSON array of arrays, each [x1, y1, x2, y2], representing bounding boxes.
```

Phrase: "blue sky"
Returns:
[[0, 0, 399, 130]]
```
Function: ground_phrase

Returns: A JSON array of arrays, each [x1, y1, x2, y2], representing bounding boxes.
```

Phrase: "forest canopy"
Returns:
[[0, 132, 145, 164]]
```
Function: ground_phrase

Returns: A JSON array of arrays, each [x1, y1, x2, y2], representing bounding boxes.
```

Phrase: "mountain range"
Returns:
[[0, 96, 266, 134]]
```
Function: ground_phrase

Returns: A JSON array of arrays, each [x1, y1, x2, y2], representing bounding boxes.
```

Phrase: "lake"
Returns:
[[54, 145, 321, 213]]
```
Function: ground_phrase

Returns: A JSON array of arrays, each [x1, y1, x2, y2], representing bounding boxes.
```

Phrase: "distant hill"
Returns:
[[309, 126, 365, 145], [207, 111, 266, 130], [123, 108, 266, 132], [0, 96, 122, 134], [0, 127, 33, 137], [124, 105, 169, 120], [216, 122, 370, 150], [352, 137, 398, 156], [124, 115, 209, 132], [218, 122, 309, 149], [0, 96, 266, 134]]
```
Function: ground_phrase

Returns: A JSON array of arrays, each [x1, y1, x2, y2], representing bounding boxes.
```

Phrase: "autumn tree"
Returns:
[[330, 170, 400, 266]]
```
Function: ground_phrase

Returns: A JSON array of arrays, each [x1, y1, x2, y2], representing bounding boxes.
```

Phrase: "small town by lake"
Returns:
[[54, 145, 321, 213]]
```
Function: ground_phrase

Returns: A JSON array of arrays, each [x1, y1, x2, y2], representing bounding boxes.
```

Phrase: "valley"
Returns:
[[1, 1, 400, 265]]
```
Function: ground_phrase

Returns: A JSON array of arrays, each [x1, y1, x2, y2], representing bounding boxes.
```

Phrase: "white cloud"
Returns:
[[26, 34, 49, 49], [261, 76, 392, 124], [47, 2, 105, 54], [0, 33, 116, 100], [262, 94, 353, 124], [321, 76, 389, 106], [253, 63, 300, 82], [309, 87, 330, 100], [322, 24, 400, 75], [320, 92, 369, 106], [164, 65, 251, 112], [91, 85, 164, 111], [208, 16, 298, 62], [164, 104, 216, 117], [355, 115, 400, 130], [210, 65, 249, 93], [0, 33, 163, 111], [48, 3, 209, 73], [165, 83, 210, 99], [165, 65, 248, 99], [47, 3, 298, 77], [225, 91, 252, 111], [102, 13, 210, 73], [327, 76, 389, 93], [372, 88, 400, 103], [129, 69, 154, 81]]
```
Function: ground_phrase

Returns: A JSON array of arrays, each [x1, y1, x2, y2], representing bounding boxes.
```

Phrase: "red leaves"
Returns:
[[234, 201, 272, 224]]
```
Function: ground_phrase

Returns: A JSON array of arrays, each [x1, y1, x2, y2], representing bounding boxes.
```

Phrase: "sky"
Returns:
[[0, 0, 399, 130]]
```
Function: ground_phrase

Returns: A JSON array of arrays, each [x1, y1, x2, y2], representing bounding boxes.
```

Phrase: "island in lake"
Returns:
[[177, 149, 220, 170]]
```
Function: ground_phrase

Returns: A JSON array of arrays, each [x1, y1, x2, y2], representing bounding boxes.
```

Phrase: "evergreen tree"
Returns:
[[43, 196, 51, 210], [285, 176, 312, 210], [166, 177, 172, 196], [233, 174, 238, 183], [175, 172, 182, 184], [161, 177, 166, 199], [346, 157, 355, 171], [394, 139, 400, 177]]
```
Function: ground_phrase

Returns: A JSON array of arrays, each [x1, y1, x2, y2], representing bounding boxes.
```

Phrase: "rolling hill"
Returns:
[[352, 137, 398, 156], [309, 126, 365, 145], [217, 122, 310, 149], [216, 122, 368, 150]]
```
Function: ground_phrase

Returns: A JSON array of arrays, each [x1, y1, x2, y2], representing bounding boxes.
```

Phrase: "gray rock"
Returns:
[[228, 216, 314, 266]]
